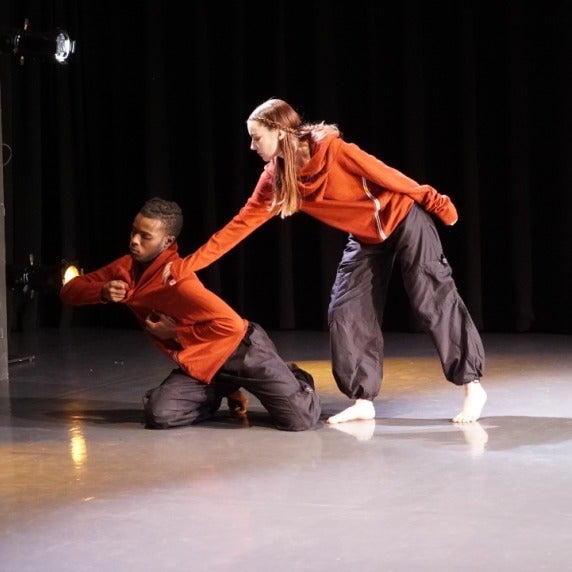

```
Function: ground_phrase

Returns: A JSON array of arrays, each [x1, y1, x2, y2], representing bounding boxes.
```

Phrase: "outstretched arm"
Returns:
[[166, 172, 276, 282]]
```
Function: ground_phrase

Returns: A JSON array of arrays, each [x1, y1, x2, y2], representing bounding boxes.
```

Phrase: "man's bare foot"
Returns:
[[326, 399, 375, 424], [227, 389, 248, 417], [452, 381, 487, 423]]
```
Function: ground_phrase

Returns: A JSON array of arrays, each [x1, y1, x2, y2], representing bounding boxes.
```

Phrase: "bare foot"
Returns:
[[227, 389, 248, 417], [452, 381, 487, 423], [327, 419, 376, 441], [326, 399, 375, 424]]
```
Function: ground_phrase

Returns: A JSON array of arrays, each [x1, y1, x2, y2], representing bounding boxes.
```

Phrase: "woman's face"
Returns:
[[247, 120, 283, 162]]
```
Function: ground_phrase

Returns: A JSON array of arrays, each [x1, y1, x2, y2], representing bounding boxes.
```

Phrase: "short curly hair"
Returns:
[[139, 197, 183, 238]]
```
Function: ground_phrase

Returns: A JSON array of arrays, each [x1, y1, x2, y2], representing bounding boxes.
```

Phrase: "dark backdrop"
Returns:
[[1, 1, 570, 335]]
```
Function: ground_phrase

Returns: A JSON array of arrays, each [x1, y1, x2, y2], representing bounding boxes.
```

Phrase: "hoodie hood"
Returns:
[[297, 133, 341, 198]]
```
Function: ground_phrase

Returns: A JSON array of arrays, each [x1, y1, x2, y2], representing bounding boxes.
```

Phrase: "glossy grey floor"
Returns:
[[1, 328, 571, 572]]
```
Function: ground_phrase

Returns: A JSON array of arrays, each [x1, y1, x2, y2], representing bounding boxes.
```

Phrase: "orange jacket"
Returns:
[[59, 243, 248, 383], [171, 133, 458, 275]]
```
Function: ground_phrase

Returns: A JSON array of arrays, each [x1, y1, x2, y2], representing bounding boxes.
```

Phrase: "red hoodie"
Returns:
[[170, 132, 458, 276], [60, 243, 248, 383]]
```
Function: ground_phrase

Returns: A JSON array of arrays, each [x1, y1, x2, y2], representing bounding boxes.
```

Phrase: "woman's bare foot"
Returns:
[[452, 381, 487, 423], [326, 399, 375, 424]]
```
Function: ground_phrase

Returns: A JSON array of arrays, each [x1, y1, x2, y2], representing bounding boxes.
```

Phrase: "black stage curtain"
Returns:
[[1, 1, 570, 334]]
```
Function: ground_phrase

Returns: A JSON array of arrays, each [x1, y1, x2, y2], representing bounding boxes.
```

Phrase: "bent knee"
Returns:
[[274, 391, 321, 431], [143, 389, 184, 429], [144, 398, 174, 429]]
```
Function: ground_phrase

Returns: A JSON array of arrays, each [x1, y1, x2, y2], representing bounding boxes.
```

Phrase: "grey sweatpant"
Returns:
[[144, 322, 321, 431], [328, 204, 485, 400]]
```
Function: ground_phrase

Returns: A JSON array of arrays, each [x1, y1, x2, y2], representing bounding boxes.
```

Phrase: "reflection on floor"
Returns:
[[1, 328, 571, 572]]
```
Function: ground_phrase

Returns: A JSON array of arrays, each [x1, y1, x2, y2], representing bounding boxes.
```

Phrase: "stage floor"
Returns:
[[1, 328, 571, 572]]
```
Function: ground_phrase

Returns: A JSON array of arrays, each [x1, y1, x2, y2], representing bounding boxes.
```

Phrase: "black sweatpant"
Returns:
[[328, 204, 485, 400], [144, 322, 321, 431]]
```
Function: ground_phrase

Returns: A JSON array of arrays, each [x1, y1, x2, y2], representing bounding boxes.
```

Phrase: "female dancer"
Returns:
[[166, 98, 487, 424]]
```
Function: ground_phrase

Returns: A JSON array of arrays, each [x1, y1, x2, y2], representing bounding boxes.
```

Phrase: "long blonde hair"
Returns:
[[248, 98, 339, 218]]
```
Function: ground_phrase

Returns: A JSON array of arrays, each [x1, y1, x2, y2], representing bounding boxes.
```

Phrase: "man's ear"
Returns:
[[164, 235, 175, 248]]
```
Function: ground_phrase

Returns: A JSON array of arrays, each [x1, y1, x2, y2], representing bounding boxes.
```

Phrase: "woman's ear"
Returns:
[[278, 130, 285, 141]]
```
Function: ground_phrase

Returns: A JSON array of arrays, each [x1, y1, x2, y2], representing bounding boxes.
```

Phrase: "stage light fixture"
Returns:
[[63, 263, 80, 285], [7, 255, 82, 298], [0, 18, 75, 64], [6, 257, 81, 365]]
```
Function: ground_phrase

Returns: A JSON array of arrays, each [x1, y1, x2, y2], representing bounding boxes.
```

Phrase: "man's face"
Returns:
[[129, 214, 174, 264]]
